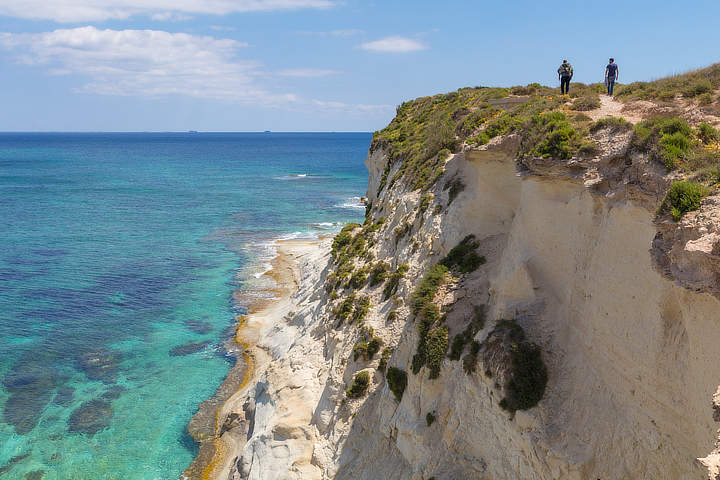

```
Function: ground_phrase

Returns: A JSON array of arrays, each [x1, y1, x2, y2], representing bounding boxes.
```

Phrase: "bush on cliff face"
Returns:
[[440, 235, 485, 274], [486, 320, 548, 412], [334, 294, 355, 325], [382, 263, 409, 300], [352, 296, 371, 323], [661, 181, 711, 220], [368, 262, 390, 287], [450, 305, 486, 361], [410, 264, 449, 376], [377, 347, 393, 373], [346, 371, 370, 398], [500, 342, 548, 412], [386, 367, 407, 402]]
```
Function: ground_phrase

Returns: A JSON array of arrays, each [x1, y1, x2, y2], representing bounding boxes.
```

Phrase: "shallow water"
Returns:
[[0, 132, 369, 479]]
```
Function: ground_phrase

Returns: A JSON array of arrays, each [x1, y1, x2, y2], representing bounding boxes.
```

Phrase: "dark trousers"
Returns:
[[607, 76, 616, 95], [560, 75, 571, 94]]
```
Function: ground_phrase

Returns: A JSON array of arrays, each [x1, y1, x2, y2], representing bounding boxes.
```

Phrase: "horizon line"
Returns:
[[0, 130, 374, 134]]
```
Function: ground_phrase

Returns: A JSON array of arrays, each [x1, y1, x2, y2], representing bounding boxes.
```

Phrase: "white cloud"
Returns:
[[150, 12, 193, 22], [278, 68, 339, 77], [296, 29, 364, 37], [0, 26, 295, 104], [360, 36, 426, 53], [311, 99, 393, 113], [0, 0, 336, 22], [210, 25, 236, 31]]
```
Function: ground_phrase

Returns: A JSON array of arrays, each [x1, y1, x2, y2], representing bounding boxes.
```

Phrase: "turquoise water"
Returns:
[[0, 133, 369, 479]]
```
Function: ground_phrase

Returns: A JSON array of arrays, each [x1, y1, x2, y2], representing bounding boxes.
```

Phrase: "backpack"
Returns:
[[607, 63, 618, 77], [559, 63, 572, 76]]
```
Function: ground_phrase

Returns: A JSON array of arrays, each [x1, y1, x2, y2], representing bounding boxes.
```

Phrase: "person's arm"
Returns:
[[616, 66, 619, 81], [605, 66, 609, 80]]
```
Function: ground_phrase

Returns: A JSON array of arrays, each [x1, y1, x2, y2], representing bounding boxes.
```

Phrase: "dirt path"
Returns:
[[585, 95, 644, 124]]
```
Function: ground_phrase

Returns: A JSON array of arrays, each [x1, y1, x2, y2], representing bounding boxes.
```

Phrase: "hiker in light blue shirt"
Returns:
[[605, 58, 619, 96]]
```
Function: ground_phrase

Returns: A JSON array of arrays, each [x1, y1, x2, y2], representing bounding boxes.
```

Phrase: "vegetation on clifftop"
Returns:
[[616, 63, 720, 102], [369, 84, 601, 191]]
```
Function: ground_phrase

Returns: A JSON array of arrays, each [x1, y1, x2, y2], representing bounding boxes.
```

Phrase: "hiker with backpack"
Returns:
[[605, 58, 619, 96], [558, 60, 573, 95]]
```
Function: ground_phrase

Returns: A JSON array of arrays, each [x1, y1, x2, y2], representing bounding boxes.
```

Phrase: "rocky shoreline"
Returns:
[[183, 238, 328, 480]]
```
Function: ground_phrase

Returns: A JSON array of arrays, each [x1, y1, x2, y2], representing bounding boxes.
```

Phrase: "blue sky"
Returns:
[[0, 0, 718, 132]]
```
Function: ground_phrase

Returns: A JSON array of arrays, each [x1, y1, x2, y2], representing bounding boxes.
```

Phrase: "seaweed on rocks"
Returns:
[[67, 398, 114, 435]]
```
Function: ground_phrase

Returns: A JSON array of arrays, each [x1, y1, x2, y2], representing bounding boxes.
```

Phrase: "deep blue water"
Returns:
[[0, 132, 369, 479]]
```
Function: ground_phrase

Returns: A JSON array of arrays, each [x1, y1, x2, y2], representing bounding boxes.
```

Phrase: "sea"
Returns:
[[0, 132, 370, 479]]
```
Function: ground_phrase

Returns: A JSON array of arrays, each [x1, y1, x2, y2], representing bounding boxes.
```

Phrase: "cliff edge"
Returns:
[[202, 66, 720, 480]]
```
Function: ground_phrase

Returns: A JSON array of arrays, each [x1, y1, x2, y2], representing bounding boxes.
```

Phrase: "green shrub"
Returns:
[[346, 371, 370, 398], [462, 341, 481, 374], [419, 193, 434, 212], [423, 114, 459, 159], [386, 367, 407, 402], [633, 116, 694, 169], [519, 112, 589, 160], [570, 95, 600, 111], [411, 264, 448, 315], [325, 273, 338, 293], [378, 347, 392, 374], [697, 122, 720, 144], [394, 222, 412, 244], [589, 116, 631, 133], [440, 235, 485, 274], [683, 78, 713, 98], [349, 265, 369, 289], [660, 132, 692, 169], [367, 337, 381, 359], [353, 336, 381, 362], [443, 177, 465, 205], [411, 264, 449, 375], [449, 333, 466, 361], [699, 93, 714, 105], [331, 226, 355, 257], [426, 412, 436, 426], [382, 263, 409, 300], [368, 262, 390, 287], [352, 296, 371, 323], [661, 181, 710, 220], [335, 294, 355, 325], [500, 343, 548, 412], [488, 320, 548, 412], [425, 325, 449, 379], [616, 64, 720, 101], [448, 305, 486, 361]]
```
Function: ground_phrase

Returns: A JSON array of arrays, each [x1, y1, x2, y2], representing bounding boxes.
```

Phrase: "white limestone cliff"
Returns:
[[211, 123, 720, 480]]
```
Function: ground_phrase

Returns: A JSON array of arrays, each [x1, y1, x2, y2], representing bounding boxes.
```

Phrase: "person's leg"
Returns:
[[609, 78, 615, 96], [561, 76, 569, 94]]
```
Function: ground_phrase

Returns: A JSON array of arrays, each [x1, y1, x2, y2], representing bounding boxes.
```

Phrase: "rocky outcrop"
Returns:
[[207, 122, 720, 480], [653, 194, 720, 299]]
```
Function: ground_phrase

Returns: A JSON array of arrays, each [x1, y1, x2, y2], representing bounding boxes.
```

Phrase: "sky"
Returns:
[[0, 0, 718, 132]]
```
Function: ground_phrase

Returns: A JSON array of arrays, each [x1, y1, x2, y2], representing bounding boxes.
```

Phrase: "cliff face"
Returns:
[[212, 95, 720, 480]]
